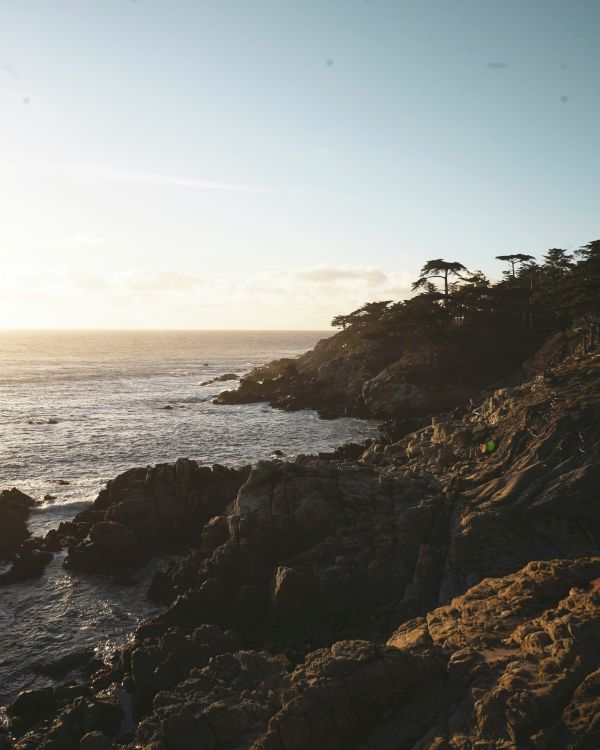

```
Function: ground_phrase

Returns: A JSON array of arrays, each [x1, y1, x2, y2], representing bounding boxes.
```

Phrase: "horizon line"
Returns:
[[0, 327, 334, 333]]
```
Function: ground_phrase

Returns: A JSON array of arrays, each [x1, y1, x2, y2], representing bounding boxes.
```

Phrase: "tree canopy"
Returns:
[[411, 259, 467, 299], [331, 242, 599, 343], [495, 253, 535, 278]]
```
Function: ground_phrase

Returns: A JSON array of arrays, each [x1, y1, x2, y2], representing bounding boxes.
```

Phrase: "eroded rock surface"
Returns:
[[213, 318, 548, 419], [4, 350, 600, 748], [364, 353, 600, 602], [63, 460, 249, 574]]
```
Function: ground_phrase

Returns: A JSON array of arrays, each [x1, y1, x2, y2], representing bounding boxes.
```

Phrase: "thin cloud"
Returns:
[[0, 263, 414, 328], [32, 162, 272, 195], [286, 266, 388, 286], [126, 270, 209, 292]]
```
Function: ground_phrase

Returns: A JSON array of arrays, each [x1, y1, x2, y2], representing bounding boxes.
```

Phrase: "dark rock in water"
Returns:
[[11, 695, 122, 746], [43, 519, 90, 553], [51, 479, 70, 486], [161, 404, 174, 410], [0, 548, 53, 585], [63, 459, 250, 574], [317, 440, 370, 461], [66, 525, 145, 573], [272, 449, 284, 457], [200, 514, 229, 557], [199, 372, 240, 386], [35, 648, 95, 678], [7, 687, 57, 734], [43, 494, 57, 501], [0, 488, 35, 560]]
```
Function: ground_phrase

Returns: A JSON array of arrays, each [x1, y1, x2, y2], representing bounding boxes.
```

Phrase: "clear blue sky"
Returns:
[[0, 0, 598, 328]]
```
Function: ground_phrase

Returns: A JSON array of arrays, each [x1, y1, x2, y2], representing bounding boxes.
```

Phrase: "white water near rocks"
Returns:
[[0, 330, 377, 706]]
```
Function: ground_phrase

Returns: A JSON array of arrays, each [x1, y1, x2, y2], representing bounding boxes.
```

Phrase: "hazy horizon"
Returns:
[[1, 0, 599, 329], [0, 327, 331, 332]]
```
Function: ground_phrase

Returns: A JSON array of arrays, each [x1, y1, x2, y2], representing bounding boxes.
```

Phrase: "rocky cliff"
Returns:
[[4, 345, 599, 749], [214, 319, 598, 421]]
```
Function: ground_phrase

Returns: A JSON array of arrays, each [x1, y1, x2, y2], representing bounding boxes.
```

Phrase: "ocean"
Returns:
[[0, 330, 377, 705]]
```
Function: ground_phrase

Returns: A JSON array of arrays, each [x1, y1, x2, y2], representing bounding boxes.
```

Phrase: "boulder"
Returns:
[[7, 688, 57, 733], [63, 460, 249, 573], [0, 549, 53, 585], [0, 488, 35, 560], [65, 526, 145, 573]]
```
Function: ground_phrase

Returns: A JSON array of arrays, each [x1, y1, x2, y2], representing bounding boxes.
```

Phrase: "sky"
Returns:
[[0, 0, 598, 329]]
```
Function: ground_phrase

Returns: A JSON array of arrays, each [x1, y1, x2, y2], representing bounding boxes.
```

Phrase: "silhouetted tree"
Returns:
[[568, 240, 600, 315], [331, 301, 392, 331], [495, 253, 535, 278], [331, 314, 352, 330], [412, 259, 467, 300], [543, 248, 573, 274]]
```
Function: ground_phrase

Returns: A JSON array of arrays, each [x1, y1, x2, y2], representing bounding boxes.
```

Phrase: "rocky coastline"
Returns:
[[1, 326, 600, 749]]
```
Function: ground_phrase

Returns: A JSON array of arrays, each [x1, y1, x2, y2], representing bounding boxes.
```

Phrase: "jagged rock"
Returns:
[[13, 695, 122, 749], [362, 370, 427, 415], [200, 373, 240, 386], [117, 558, 600, 750], [0, 488, 35, 560], [131, 649, 289, 749], [213, 314, 543, 419], [63, 460, 250, 573], [363, 353, 600, 603], [9, 350, 600, 748], [141, 458, 449, 650], [385, 557, 600, 749], [7, 688, 57, 735]]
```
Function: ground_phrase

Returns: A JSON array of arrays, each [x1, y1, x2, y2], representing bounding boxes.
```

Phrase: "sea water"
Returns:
[[0, 330, 376, 704]]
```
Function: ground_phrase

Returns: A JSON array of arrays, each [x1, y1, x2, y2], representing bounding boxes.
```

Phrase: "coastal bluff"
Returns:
[[213, 318, 591, 419], [3, 338, 600, 749]]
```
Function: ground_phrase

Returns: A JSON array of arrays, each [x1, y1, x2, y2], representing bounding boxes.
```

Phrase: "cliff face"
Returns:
[[213, 322, 550, 419], [7, 348, 600, 749]]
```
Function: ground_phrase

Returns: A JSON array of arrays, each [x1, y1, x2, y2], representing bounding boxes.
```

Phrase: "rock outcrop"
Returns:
[[213, 318, 547, 419], [139, 457, 450, 658], [200, 373, 240, 386], [0, 488, 35, 560], [63, 459, 250, 574], [3, 349, 600, 748], [363, 352, 600, 602]]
